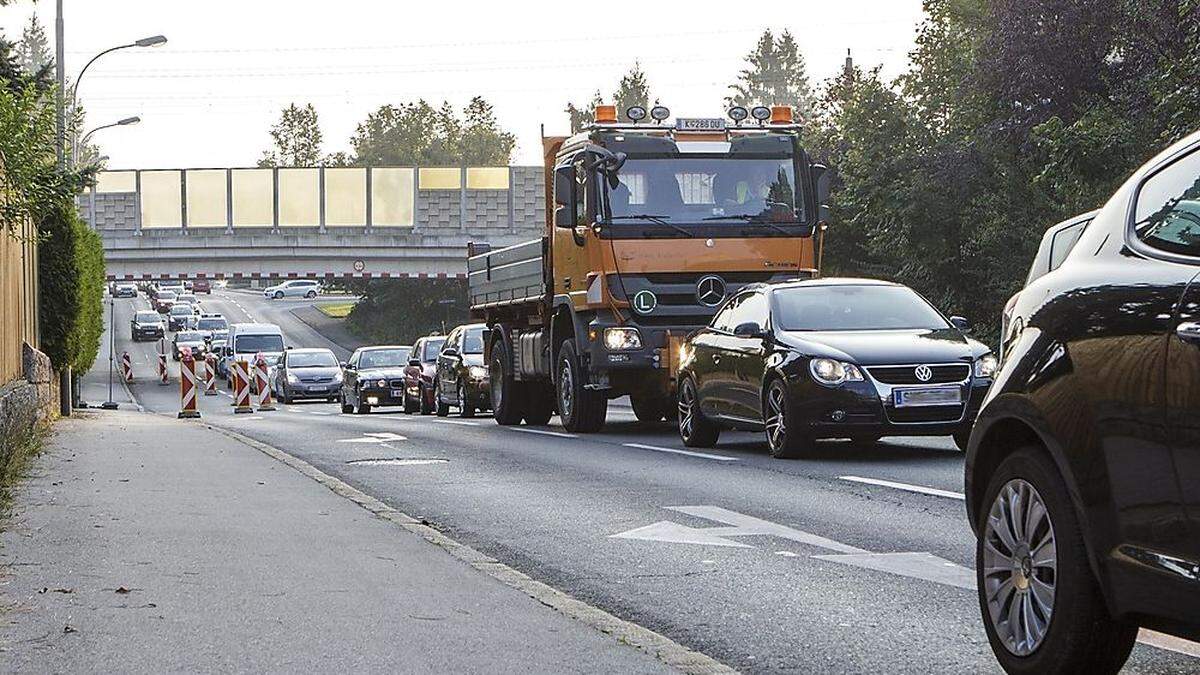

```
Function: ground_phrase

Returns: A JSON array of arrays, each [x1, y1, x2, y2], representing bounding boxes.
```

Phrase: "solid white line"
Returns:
[[622, 443, 738, 462], [839, 475, 965, 500], [510, 427, 576, 439], [1138, 629, 1200, 659], [433, 419, 479, 427]]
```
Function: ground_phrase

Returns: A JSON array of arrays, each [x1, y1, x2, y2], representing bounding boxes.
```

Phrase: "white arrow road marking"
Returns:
[[840, 475, 965, 500], [611, 505, 865, 554], [337, 432, 407, 443], [622, 443, 738, 462], [813, 551, 976, 590]]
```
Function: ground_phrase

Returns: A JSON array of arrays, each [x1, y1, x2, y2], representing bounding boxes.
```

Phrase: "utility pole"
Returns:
[[56, 0, 72, 417]]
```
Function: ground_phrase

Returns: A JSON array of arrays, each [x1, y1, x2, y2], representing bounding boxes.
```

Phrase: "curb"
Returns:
[[203, 422, 735, 675]]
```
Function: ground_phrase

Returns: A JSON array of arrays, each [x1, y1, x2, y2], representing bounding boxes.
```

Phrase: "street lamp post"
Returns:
[[76, 116, 140, 163], [69, 36, 165, 160]]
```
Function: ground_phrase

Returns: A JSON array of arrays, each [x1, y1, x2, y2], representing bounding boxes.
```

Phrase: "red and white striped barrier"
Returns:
[[157, 339, 169, 386], [177, 348, 201, 419], [254, 353, 276, 411], [232, 359, 253, 414], [204, 353, 218, 396], [121, 351, 134, 383]]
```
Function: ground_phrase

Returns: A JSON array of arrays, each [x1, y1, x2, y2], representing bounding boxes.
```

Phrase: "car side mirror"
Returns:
[[950, 316, 971, 333], [733, 322, 767, 339], [408, 358, 421, 367], [442, 347, 459, 357], [554, 164, 576, 229], [339, 361, 348, 369]]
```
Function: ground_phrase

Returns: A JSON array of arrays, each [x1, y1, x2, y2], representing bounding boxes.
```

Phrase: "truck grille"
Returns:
[[612, 272, 806, 327], [867, 364, 970, 385]]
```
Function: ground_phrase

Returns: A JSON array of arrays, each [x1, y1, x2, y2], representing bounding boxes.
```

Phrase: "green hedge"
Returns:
[[37, 204, 104, 373], [342, 278, 468, 344]]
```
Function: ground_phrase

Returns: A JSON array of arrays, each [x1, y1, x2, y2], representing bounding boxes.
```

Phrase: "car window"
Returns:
[[1048, 219, 1091, 273], [445, 329, 460, 351], [711, 296, 742, 332], [423, 339, 445, 361], [233, 334, 284, 354], [1134, 147, 1200, 257], [728, 292, 769, 329], [463, 327, 484, 354], [347, 350, 359, 368], [176, 331, 203, 341], [197, 317, 227, 330]]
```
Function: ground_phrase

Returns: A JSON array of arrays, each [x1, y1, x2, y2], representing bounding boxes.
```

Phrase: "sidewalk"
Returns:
[[0, 410, 668, 673]]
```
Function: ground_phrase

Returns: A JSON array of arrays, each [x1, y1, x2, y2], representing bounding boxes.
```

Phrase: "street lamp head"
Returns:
[[117, 116, 141, 126], [134, 35, 168, 48]]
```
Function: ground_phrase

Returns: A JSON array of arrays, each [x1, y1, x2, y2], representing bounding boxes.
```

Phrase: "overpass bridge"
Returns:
[[85, 165, 545, 281]]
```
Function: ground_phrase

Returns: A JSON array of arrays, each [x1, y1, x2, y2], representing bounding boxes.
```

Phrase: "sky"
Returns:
[[0, 1, 926, 168]]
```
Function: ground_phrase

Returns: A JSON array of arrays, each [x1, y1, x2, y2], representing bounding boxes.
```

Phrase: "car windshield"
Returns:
[[604, 157, 801, 228], [176, 331, 203, 342], [158, 291, 176, 300], [197, 318, 227, 330], [171, 305, 192, 315], [422, 339, 446, 361], [774, 285, 950, 331], [462, 328, 484, 354], [359, 349, 407, 369], [289, 351, 338, 368], [234, 334, 284, 354], [135, 311, 160, 323]]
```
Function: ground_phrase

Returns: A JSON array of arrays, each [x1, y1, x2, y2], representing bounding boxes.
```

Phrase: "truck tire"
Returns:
[[522, 384, 555, 426], [557, 340, 606, 433], [630, 394, 666, 424], [489, 337, 525, 426]]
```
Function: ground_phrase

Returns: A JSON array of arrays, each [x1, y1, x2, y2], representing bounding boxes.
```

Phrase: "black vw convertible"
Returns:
[[675, 278, 996, 457]]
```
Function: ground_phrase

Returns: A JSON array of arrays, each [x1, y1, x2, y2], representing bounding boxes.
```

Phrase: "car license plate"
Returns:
[[307, 385, 327, 393], [391, 389, 405, 398], [894, 387, 961, 407]]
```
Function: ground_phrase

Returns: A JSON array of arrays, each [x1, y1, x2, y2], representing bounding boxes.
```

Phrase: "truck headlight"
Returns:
[[809, 358, 864, 386], [603, 327, 642, 351], [974, 354, 998, 379], [468, 365, 488, 379]]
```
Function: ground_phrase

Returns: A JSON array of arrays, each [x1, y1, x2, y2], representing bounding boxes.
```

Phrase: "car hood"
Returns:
[[776, 328, 988, 365], [357, 367, 408, 379], [290, 366, 341, 378]]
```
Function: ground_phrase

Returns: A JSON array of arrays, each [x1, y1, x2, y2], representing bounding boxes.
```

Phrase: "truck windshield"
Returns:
[[604, 157, 801, 227]]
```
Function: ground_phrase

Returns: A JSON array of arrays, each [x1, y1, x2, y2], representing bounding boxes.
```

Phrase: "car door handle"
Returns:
[[1177, 321, 1200, 343]]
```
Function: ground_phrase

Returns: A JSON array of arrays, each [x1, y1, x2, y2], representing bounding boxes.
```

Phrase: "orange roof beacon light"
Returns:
[[595, 105, 618, 124], [770, 105, 794, 125]]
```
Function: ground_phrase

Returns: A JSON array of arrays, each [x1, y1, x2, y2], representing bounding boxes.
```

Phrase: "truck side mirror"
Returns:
[[813, 163, 831, 222], [554, 164, 576, 228]]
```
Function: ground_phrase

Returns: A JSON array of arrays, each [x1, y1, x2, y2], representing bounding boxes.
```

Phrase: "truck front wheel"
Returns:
[[489, 338, 524, 426], [557, 340, 606, 433]]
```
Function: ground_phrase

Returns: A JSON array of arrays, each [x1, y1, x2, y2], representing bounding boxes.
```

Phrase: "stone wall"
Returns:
[[0, 344, 57, 480]]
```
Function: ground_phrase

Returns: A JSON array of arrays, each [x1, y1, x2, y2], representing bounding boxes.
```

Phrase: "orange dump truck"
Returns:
[[469, 104, 828, 432]]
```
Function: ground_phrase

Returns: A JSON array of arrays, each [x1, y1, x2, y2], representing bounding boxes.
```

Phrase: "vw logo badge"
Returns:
[[695, 275, 727, 307], [632, 290, 657, 314], [914, 365, 933, 382]]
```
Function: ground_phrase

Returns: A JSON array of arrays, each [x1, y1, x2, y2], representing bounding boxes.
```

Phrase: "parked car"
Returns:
[[403, 335, 446, 414], [172, 330, 207, 361], [192, 278, 212, 294], [435, 323, 490, 417], [220, 323, 286, 389], [966, 129, 1200, 673], [167, 303, 196, 331], [130, 310, 164, 342], [113, 282, 137, 298], [264, 279, 320, 299], [153, 290, 177, 314], [339, 345, 412, 414], [675, 278, 995, 457], [271, 348, 342, 403], [195, 314, 228, 342]]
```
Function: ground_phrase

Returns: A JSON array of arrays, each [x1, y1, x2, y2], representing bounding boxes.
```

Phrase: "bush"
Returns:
[[343, 278, 468, 344], [37, 204, 105, 373]]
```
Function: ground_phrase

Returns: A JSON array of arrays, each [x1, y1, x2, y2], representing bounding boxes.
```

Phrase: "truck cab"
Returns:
[[470, 105, 828, 432]]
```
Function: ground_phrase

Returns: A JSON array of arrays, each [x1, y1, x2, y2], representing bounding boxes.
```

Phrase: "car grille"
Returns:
[[885, 405, 964, 424], [868, 364, 970, 385], [389, 378, 405, 388], [299, 375, 334, 383]]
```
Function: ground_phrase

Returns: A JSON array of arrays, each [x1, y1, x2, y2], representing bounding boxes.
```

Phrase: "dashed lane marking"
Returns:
[[839, 475, 965, 500], [622, 443, 737, 462], [510, 427, 577, 439], [433, 419, 479, 426]]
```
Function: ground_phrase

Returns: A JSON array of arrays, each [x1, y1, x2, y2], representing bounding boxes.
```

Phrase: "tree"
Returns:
[[258, 103, 324, 167], [348, 96, 513, 166], [14, 15, 50, 78], [726, 30, 814, 118], [565, 63, 653, 133]]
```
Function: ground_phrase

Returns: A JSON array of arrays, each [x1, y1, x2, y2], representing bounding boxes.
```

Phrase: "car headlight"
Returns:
[[332, 371, 343, 383], [603, 327, 642, 351], [286, 373, 299, 383], [468, 365, 488, 379], [974, 354, 998, 379], [375, 379, 387, 388], [809, 358, 865, 386]]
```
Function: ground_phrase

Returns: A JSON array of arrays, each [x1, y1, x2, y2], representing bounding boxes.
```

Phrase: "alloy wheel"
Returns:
[[764, 383, 787, 451], [982, 478, 1057, 657]]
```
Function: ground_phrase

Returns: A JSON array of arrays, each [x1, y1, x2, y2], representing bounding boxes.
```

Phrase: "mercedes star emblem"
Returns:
[[695, 275, 727, 307], [914, 365, 933, 382]]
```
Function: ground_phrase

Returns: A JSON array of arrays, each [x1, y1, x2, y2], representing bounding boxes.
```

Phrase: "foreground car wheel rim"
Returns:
[[765, 384, 786, 450], [983, 478, 1057, 657], [678, 380, 695, 439]]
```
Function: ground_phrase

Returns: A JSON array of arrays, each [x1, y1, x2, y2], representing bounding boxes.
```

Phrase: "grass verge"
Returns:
[[316, 302, 355, 319], [0, 422, 44, 525]]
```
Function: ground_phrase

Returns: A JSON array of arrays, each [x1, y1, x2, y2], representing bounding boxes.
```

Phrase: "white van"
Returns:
[[222, 323, 286, 387]]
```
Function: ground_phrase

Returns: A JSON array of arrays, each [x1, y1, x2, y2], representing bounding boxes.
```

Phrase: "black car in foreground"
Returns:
[[675, 278, 995, 458], [967, 130, 1200, 673], [130, 310, 164, 342], [339, 345, 412, 414]]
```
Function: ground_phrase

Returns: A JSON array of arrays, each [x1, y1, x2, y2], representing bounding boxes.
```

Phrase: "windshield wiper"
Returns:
[[610, 214, 694, 238]]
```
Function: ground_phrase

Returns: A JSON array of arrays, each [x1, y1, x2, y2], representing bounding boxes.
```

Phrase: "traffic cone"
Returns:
[[255, 353, 276, 411], [204, 353, 218, 396], [178, 348, 201, 419], [233, 359, 254, 414], [121, 351, 134, 383]]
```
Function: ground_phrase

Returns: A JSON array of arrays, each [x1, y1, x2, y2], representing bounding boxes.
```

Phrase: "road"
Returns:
[[88, 287, 1200, 673]]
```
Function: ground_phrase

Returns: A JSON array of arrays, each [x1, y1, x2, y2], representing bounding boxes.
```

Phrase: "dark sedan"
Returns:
[[967, 129, 1200, 673], [435, 323, 490, 417], [339, 345, 412, 414], [675, 278, 995, 458], [130, 310, 164, 342], [271, 348, 342, 403], [402, 335, 445, 414]]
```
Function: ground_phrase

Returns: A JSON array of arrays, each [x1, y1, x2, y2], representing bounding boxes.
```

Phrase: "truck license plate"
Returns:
[[894, 387, 961, 408]]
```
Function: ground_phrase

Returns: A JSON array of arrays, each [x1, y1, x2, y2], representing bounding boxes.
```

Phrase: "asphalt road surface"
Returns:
[[91, 287, 1200, 673]]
